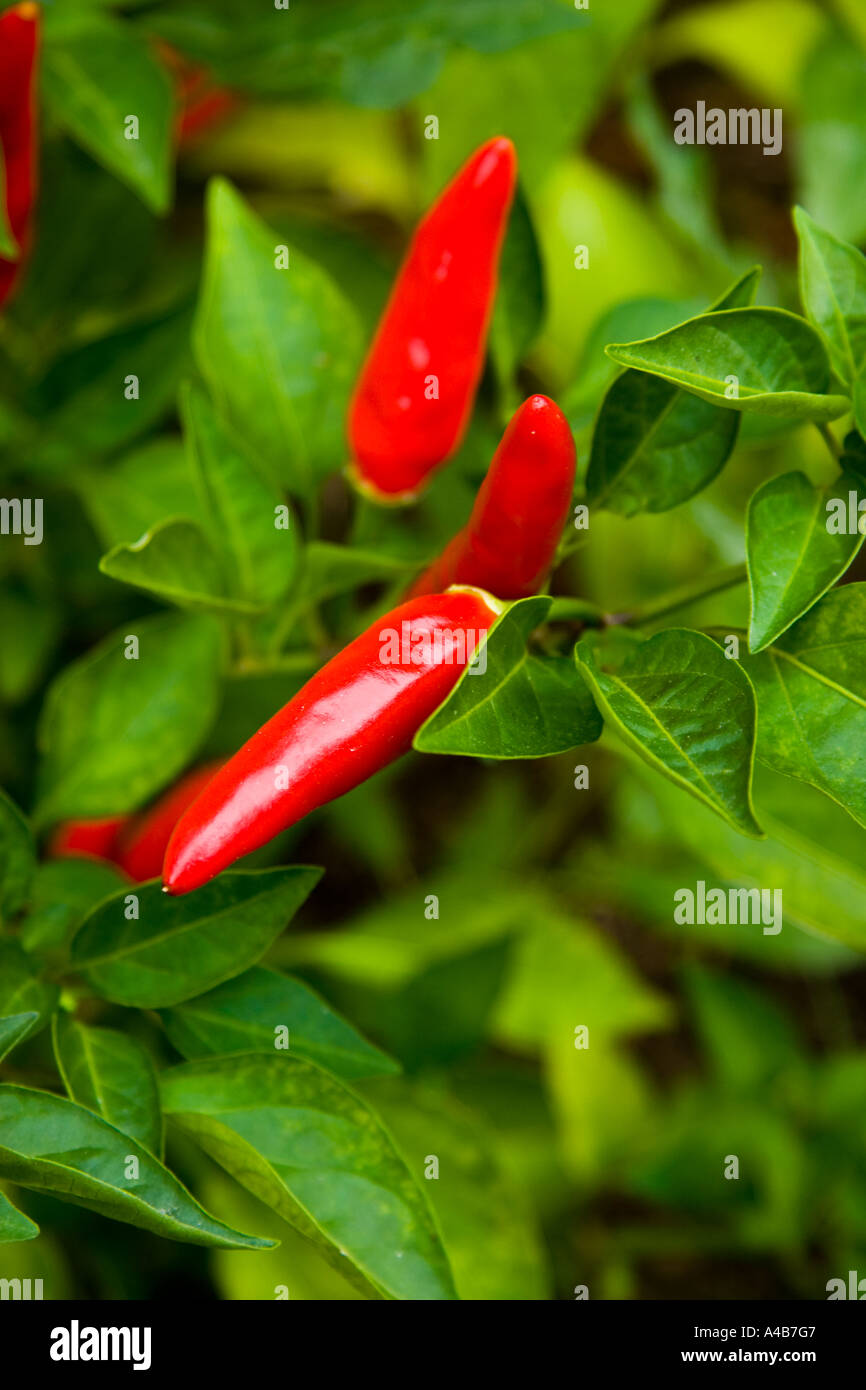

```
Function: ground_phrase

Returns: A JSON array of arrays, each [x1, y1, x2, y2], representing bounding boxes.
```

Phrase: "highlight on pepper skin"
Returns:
[[347, 135, 517, 502], [162, 588, 504, 896], [47, 764, 223, 882], [408, 393, 577, 601], [0, 1, 40, 312]]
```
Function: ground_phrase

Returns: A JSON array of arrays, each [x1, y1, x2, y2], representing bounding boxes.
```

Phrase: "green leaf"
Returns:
[[154, 0, 588, 107], [840, 428, 866, 482], [362, 1078, 550, 1300], [0, 790, 36, 920], [855, 368, 866, 441], [746, 469, 865, 651], [605, 308, 850, 420], [20, 858, 128, 956], [0, 943, 58, 1037], [489, 183, 544, 385], [683, 965, 803, 1093], [614, 762, 866, 958], [743, 584, 866, 828], [182, 384, 298, 608], [794, 206, 866, 387], [576, 629, 762, 836], [41, 11, 173, 212], [494, 911, 671, 1049], [161, 965, 399, 1080], [0, 1014, 39, 1065], [52, 1014, 162, 1156], [298, 542, 416, 607], [99, 519, 258, 616], [797, 33, 866, 246], [0, 593, 60, 705], [161, 1053, 457, 1300], [588, 372, 739, 516], [0, 1188, 38, 1244], [34, 308, 193, 469], [415, 597, 602, 758], [71, 868, 322, 1009], [76, 439, 207, 551], [587, 269, 758, 515], [0, 1085, 273, 1248], [36, 613, 223, 825], [194, 178, 362, 498]]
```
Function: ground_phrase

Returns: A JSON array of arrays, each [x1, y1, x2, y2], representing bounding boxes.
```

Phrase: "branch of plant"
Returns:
[[548, 563, 748, 633], [614, 562, 748, 627]]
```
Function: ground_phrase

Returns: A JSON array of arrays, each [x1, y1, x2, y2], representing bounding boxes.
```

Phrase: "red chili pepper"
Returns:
[[0, 2, 39, 312], [163, 588, 503, 895], [48, 816, 129, 864], [347, 137, 517, 503], [113, 762, 223, 882], [409, 395, 576, 601], [156, 41, 238, 146]]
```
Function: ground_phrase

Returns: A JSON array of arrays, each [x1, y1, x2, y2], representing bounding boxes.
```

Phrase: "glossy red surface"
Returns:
[[48, 816, 128, 863], [0, 4, 39, 310], [410, 395, 576, 600], [348, 136, 516, 500], [163, 589, 501, 894], [114, 763, 223, 882]]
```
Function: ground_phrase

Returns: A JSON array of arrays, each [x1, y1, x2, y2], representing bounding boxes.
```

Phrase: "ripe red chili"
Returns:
[[0, 2, 39, 312], [163, 588, 503, 895], [347, 136, 517, 503], [48, 816, 129, 863], [113, 762, 223, 881], [409, 395, 576, 601], [157, 42, 238, 145]]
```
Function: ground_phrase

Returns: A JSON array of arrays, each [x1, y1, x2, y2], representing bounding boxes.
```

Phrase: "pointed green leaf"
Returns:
[[0, 1014, 39, 1065], [743, 584, 866, 827], [415, 597, 602, 758], [194, 179, 362, 497], [161, 966, 398, 1080], [576, 629, 762, 836], [71, 868, 322, 1009], [36, 613, 223, 825], [747, 469, 864, 651], [42, 12, 173, 213], [855, 368, 866, 441], [0, 790, 35, 920], [587, 269, 759, 515], [588, 372, 739, 515], [77, 439, 207, 550], [0, 943, 58, 1038], [490, 182, 544, 384], [0, 1085, 273, 1248], [21, 858, 128, 955], [52, 1014, 163, 1156], [794, 206, 866, 386], [182, 384, 298, 608], [0, 1189, 38, 1244], [99, 519, 261, 616], [161, 1053, 457, 1300], [606, 308, 849, 420], [298, 542, 416, 607]]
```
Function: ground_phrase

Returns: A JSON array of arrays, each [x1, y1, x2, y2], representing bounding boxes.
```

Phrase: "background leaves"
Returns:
[[193, 178, 362, 499]]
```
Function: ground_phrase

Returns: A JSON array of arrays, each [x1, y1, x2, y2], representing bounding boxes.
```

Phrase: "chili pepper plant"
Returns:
[[1, 0, 866, 1303]]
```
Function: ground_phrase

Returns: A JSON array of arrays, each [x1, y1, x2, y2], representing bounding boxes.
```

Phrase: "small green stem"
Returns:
[[622, 562, 748, 627], [546, 596, 607, 625]]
